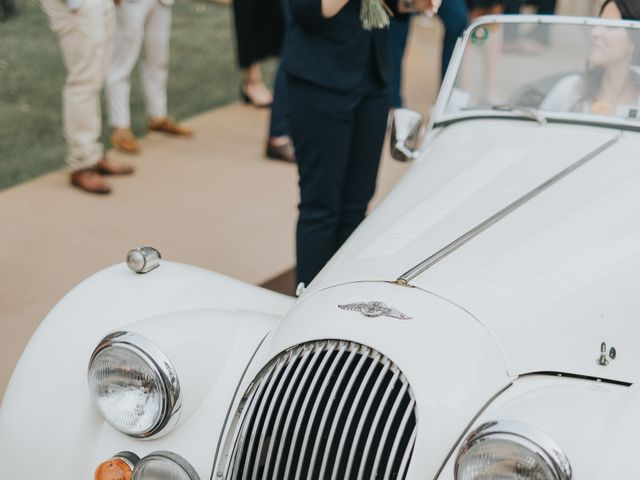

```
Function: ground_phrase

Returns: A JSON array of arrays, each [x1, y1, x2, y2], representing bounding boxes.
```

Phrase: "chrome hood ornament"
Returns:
[[339, 301, 412, 320]]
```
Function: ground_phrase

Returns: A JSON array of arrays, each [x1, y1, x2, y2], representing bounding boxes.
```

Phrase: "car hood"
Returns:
[[306, 121, 640, 384], [257, 281, 510, 479]]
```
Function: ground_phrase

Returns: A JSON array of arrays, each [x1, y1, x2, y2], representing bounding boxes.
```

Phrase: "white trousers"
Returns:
[[106, 0, 172, 128], [41, 0, 115, 169]]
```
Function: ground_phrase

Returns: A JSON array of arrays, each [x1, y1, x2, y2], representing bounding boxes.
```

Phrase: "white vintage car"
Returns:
[[2, 15, 640, 480]]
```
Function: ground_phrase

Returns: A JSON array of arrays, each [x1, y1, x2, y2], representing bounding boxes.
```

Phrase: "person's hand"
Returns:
[[398, 0, 440, 15]]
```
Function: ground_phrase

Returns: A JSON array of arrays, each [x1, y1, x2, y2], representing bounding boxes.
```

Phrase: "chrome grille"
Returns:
[[220, 340, 418, 480]]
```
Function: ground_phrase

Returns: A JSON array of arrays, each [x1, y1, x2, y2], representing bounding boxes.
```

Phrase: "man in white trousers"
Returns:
[[107, 0, 192, 154], [41, 0, 135, 195]]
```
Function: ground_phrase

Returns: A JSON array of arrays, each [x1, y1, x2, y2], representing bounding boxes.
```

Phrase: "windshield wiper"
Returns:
[[491, 104, 547, 125]]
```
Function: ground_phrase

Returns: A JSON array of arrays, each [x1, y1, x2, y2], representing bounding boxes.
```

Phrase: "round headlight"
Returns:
[[132, 451, 199, 480], [88, 331, 181, 438], [455, 420, 572, 480]]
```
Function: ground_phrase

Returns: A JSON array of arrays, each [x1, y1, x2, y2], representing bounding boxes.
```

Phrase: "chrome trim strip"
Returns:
[[88, 331, 181, 439], [454, 420, 573, 480], [397, 134, 621, 284]]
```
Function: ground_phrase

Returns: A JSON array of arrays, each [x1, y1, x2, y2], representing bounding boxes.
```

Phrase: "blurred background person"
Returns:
[[389, 0, 468, 107], [233, 0, 294, 163], [106, 0, 192, 155], [284, 0, 439, 286], [505, 0, 557, 53], [40, 0, 134, 194], [1, 0, 16, 20]]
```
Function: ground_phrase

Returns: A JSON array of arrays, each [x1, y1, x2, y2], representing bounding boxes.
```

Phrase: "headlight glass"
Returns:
[[132, 451, 199, 480], [88, 331, 181, 438], [455, 421, 572, 480]]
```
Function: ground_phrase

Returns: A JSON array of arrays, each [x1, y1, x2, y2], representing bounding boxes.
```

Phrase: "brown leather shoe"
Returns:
[[148, 117, 193, 137], [70, 168, 111, 195], [265, 138, 296, 163], [111, 127, 140, 154], [96, 157, 135, 175]]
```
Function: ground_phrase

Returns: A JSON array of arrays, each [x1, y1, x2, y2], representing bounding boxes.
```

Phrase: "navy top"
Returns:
[[282, 0, 401, 92]]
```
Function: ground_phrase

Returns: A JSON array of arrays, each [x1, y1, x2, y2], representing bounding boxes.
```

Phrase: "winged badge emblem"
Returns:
[[338, 301, 412, 320]]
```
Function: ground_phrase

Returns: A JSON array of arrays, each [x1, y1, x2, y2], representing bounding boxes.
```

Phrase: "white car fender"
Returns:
[[0, 261, 294, 479]]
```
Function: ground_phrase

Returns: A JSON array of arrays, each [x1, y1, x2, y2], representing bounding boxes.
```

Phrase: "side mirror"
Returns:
[[390, 108, 424, 162]]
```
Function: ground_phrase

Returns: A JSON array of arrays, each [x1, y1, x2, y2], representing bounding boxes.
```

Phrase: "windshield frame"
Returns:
[[431, 15, 640, 132]]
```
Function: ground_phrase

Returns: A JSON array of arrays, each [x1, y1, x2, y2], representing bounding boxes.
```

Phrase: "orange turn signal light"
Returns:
[[95, 452, 139, 480]]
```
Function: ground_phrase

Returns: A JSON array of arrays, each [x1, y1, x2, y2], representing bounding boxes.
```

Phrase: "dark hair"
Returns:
[[581, 0, 640, 104], [600, 0, 640, 21]]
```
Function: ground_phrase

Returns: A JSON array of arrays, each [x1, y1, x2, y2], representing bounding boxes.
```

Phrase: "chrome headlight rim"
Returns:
[[455, 420, 572, 480], [88, 331, 182, 439], [133, 450, 200, 480]]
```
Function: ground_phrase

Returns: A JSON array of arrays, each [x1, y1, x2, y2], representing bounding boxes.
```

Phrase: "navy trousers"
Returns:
[[288, 75, 390, 286]]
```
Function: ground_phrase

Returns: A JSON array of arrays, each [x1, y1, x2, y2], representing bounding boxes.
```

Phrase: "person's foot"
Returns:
[[241, 80, 273, 108], [148, 117, 193, 137], [265, 137, 296, 163], [111, 127, 140, 154], [70, 168, 112, 195], [96, 157, 135, 175]]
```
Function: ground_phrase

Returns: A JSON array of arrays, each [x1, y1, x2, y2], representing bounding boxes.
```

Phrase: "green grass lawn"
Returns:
[[0, 0, 274, 191]]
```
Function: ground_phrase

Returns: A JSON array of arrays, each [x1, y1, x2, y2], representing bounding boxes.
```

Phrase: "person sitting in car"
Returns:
[[540, 0, 640, 119]]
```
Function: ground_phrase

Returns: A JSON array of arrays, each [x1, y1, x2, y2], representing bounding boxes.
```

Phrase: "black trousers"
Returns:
[[288, 75, 390, 286]]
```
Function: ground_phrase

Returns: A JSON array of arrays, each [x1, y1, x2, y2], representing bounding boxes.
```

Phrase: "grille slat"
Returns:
[[293, 343, 349, 480], [260, 344, 315, 480], [222, 341, 417, 480], [250, 349, 302, 480], [343, 359, 393, 479], [306, 347, 359, 479], [231, 374, 271, 480], [397, 426, 418, 480], [329, 352, 381, 480], [241, 357, 290, 480], [282, 341, 338, 479], [384, 398, 417, 480], [267, 344, 325, 479], [369, 381, 410, 479], [356, 369, 402, 480]]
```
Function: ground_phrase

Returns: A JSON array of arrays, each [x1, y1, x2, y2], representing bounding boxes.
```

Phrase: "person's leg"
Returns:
[[57, 0, 114, 169], [336, 87, 389, 246], [288, 77, 354, 286], [266, 63, 295, 162], [106, 0, 147, 130], [438, 0, 468, 81], [141, 0, 171, 122], [388, 16, 411, 108]]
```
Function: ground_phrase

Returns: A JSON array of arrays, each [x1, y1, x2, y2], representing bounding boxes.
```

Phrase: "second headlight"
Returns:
[[455, 420, 572, 480], [88, 331, 181, 438]]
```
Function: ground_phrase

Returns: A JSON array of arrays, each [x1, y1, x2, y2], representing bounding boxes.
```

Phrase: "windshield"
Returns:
[[440, 17, 640, 128]]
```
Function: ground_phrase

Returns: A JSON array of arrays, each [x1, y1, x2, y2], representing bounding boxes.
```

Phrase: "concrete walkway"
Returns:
[[0, 20, 440, 398]]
